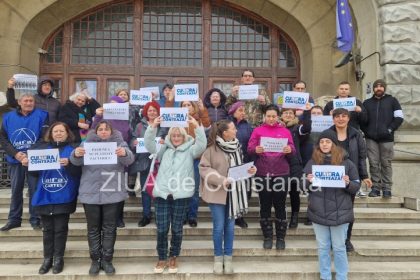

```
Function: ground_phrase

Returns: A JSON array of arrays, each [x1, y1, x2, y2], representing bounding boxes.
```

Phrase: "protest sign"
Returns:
[[282, 91, 309, 110], [238, 85, 259, 100], [260, 137, 288, 153], [312, 165, 346, 188], [136, 137, 162, 153], [333, 97, 357, 111], [174, 84, 199, 102], [84, 142, 117, 165], [13, 74, 38, 91], [160, 107, 189, 127], [103, 103, 129, 120], [311, 115, 334, 132], [27, 149, 60, 171], [228, 162, 254, 182], [130, 88, 154, 105]]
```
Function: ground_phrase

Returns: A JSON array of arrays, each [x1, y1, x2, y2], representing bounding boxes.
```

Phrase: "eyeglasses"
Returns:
[[242, 75, 254, 78], [282, 111, 295, 116]]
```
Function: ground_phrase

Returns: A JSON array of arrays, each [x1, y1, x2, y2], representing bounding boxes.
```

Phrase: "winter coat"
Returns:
[[204, 89, 228, 122], [323, 96, 368, 130], [70, 130, 134, 205], [303, 157, 360, 226], [247, 123, 295, 177], [361, 94, 404, 142], [0, 108, 48, 164], [144, 125, 207, 200], [230, 116, 253, 163], [327, 125, 369, 180], [30, 141, 81, 215]]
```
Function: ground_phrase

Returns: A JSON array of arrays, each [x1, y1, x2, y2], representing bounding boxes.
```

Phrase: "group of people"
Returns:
[[0, 71, 403, 280]]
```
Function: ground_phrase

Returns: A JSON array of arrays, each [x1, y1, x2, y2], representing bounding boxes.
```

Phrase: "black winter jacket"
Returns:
[[361, 94, 403, 142], [204, 88, 228, 122], [323, 96, 367, 130], [303, 157, 360, 226]]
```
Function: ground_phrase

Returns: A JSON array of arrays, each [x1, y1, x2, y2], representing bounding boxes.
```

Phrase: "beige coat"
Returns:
[[199, 145, 230, 205]]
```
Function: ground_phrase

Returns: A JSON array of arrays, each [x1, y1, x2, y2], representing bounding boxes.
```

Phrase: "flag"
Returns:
[[336, 0, 354, 52]]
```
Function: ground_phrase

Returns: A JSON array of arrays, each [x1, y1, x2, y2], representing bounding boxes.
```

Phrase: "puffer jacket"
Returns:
[[70, 130, 134, 205], [204, 88, 228, 122], [303, 156, 360, 226], [144, 125, 207, 200]]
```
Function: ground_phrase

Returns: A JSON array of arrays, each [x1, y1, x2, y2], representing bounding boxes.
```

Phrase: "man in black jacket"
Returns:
[[361, 79, 404, 198]]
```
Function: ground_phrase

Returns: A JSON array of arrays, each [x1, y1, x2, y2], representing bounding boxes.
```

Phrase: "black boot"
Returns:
[[38, 258, 53, 274], [259, 218, 273, 249], [89, 259, 101, 276], [275, 219, 288, 250], [101, 259, 116, 275], [289, 212, 299, 229], [52, 257, 64, 274], [102, 220, 117, 275]]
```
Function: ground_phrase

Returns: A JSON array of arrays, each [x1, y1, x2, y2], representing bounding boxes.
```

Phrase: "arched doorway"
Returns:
[[40, 0, 300, 103]]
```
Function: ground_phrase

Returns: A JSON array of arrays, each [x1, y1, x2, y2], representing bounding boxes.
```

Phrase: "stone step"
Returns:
[[1, 240, 420, 261], [2, 260, 420, 280], [1, 222, 420, 242]]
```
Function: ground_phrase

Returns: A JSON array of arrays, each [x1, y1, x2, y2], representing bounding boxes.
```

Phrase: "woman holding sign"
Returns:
[[303, 130, 360, 280], [199, 119, 256, 274], [247, 104, 295, 250], [26, 122, 81, 275], [70, 121, 134, 276], [144, 115, 206, 274]]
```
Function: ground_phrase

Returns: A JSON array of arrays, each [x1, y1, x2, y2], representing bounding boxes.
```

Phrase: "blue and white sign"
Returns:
[[174, 84, 199, 102], [130, 88, 153, 105], [103, 103, 129, 120], [27, 148, 60, 171], [160, 107, 189, 128], [238, 85, 259, 100], [333, 97, 357, 111], [311, 115, 334, 132], [84, 142, 117, 165], [312, 165, 345, 188], [282, 91, 309, 110], [136, 137, 161, 153]]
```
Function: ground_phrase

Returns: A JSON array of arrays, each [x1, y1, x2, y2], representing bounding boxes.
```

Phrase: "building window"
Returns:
[[142, 0, 202, 66], [71, 2, 134, 65], [279, 35, 296, 68], [46, 30, 63, 64]]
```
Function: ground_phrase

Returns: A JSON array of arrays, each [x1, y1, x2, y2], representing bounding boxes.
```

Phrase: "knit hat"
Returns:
[[228, 101, 245, 115], [318, 129, 339, 146], [109, 96, 124, 103], [142, 101, 161, 118], [373, 79, 387, 91]]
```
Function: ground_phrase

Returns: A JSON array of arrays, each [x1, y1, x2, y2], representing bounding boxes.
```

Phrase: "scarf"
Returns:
[[216, 136, 248, 219]]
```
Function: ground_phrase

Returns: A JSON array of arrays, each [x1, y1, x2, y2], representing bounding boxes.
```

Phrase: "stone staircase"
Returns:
[[0, 188, 419, 279]]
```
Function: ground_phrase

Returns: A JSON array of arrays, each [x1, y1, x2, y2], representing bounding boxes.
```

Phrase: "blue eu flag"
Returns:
[[336, 0, 354, 52]]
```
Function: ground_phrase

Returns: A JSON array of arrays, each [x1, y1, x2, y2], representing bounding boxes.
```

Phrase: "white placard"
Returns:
[[103, 103, 129, 120], [13, 74, 38, 91], [282, 91, 309, 110], [27, 149, 60, 171], [84, 142, 117, 165], [160, 107, 189, 127], [238, 84, 259, 100], [260, 137, 288, 153], [227, 162, 254, 182], [312, 165, 345, 188], [130, 89, 152, 105], [136, 137, 161, 153], [311, 115, 334, 133], [333, 97, 357, 111], [174, 84, 199, 102]]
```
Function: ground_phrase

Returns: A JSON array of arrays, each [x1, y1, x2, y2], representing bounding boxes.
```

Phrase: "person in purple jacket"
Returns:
[[247, 104, 295, 250]]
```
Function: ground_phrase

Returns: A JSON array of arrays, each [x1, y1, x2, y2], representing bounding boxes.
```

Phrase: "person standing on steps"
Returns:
[[200, 120, 256, 275], [361, 79, 403, 199], [204, 88, 229, 123]]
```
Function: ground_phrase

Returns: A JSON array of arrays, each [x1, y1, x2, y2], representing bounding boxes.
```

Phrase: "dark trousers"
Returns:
[[289, 180, 300, 213], [347, 194, 356, 240], [256, 176, 288, 220], [83, 202, 120, 261], [41, 214, 70, 258], [8, 164, 38, 224]]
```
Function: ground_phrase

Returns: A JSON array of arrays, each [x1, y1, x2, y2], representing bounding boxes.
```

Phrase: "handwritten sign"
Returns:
[[260, 137, 288, 153], [174, 84, 199, 102], [84, 142, 117, 165], [136, 137, 161, 153], [13, 74, 38, 91], [238, 85, 259, 100], [27, 149, 60, 171], [333, 97, 357, 111], [160, 107, 189, 127], [130, 88, 152, 105], [228, 162, 254, 182], [282, 91, 309, 110], [311, 115, 334, 132], [312, 165, 345, 188], [103, 103, 129, 120]]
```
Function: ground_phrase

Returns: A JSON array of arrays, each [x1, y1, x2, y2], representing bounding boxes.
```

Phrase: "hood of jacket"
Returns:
[[37, 76, 55, 98], [85, 129, 125, 145], [204, 88, 227, 109]]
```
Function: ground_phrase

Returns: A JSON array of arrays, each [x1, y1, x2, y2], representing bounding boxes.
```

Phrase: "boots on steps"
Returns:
[[38, 258, 53, 274], [224, 255, 234, 274], [259, 218, 273, 249], [213, 256, 223, 275], [289, 212, 299, 229], [275, 218, 288, 250]]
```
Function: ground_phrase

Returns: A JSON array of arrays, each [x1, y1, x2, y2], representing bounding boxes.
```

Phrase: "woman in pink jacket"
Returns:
[[247, 104, 295, 250]]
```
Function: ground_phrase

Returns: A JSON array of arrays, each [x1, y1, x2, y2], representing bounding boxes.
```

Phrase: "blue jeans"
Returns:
[[8, 164, 38, 225], [312, 223, 349, 280], [140, 170, 152, 218], [209, 203, 235, 256], [187, 159, 200, 220]]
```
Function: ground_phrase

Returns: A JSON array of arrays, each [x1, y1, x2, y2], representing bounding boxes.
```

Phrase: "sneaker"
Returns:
[[368, 189, 381, 197], [382, 190, 392, 199], [235, 217, 248, 228], [117, 220, 125, 228], [154, 260, 167, 273], [168, 257, 178, 273], [357, 190, 367, 197], [345, 239, 355, 252], [188, 219, 197, 228], [138, 217, 151, 227]]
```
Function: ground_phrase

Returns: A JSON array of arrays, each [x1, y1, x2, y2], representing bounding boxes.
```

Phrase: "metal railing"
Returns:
[[0, 149, 10, 188]]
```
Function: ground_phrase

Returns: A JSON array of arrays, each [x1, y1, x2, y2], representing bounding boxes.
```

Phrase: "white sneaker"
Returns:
[[357, 190, 367, 197]]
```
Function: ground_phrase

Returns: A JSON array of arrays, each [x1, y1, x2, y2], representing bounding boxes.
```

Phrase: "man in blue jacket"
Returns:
[[0, 93, 48, 230], [361, 79, 404, 198]]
